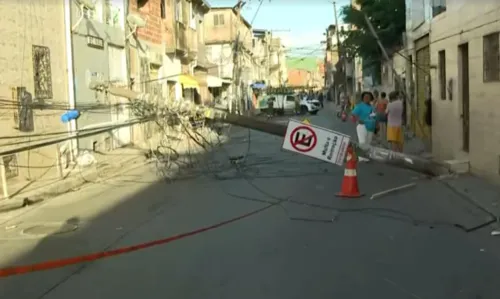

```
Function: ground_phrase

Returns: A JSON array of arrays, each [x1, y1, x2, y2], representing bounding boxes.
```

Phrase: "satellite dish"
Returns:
[[127, 14, 147, 28]]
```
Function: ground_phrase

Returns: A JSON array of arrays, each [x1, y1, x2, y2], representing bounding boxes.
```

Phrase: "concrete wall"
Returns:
[[205, 8, 252, 51], [205, 9, 234, 44], [0, 2, 69, 195], [206, 44, 234, 79], [430, 1, 500, 180], [70, 0, 128, 151]]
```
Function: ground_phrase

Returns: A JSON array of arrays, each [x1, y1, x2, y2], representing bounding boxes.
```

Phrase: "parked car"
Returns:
[[258, 94, 319, 115]]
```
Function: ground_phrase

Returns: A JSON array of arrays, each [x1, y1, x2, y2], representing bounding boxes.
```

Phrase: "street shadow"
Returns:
[[1, 122, 500, 299]]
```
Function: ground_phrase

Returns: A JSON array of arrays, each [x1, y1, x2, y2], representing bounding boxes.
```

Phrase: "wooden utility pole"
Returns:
[[362, 12, 427, 137], [87, 81, 450, 177], [333, 1, 349, 100], [231, 0, 243, 114]]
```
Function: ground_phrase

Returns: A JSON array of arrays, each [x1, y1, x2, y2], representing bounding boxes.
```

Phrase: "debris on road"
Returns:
[[370, 183, 417, 200]]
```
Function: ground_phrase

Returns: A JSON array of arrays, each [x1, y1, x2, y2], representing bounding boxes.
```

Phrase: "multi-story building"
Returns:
[[252, 29, 272, 84], [287, 69, 311, 88], [165, 0, 210, 103], [325, 23, 355, 102], [0, 2, 70, 198], [325, 25, 339, 91], [269, 38, 288, 87], [70, 0, 131, 151], [127, 0, 210, 145], [430, 1, 500, 180], [204, 6, 253, 111]]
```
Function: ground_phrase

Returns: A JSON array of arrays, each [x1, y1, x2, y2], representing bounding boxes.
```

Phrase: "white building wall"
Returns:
[[430, 0, 500, 180]]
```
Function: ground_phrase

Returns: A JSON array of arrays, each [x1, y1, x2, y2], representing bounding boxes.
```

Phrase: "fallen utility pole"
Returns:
[[89, 83, 450, 177]]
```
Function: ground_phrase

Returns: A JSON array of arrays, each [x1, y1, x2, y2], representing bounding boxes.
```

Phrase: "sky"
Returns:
[[209, 0, 350, 57]]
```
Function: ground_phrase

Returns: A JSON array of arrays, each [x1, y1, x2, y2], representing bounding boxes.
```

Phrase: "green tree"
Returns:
[[339, 0, 406, 63]]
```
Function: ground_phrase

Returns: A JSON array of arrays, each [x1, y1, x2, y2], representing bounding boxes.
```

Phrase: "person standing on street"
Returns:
[[351, 91, 376, 161], [374, 91, 389, 144], [267, 97, 275, 120], [318, 92, 324, 108], [294, 94, 301, 115], [386, 91, 404, 152]]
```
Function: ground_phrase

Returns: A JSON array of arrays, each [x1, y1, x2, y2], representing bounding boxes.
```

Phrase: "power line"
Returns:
[[0, 117, 154, 157]]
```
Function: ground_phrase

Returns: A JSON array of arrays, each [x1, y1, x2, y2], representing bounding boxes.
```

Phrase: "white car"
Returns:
[[299, 97, 319, 115], [261, 94, 319, 115]]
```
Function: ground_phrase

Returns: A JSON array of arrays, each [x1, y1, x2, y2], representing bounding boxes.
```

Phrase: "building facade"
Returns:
[[430, 0, 500, 180], [287, 69, 311, 88], [204, 6, 253, 112], [251, 29, 271, 84], [405, 0, 432, 141], [268, 38, 288, 87], [0, 1, 70, 198], [70, 0, 130, 151]]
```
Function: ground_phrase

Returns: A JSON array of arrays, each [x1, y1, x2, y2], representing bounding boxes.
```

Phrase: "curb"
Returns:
[[0, 130, 226, 225], [0, 154, 148, 224]]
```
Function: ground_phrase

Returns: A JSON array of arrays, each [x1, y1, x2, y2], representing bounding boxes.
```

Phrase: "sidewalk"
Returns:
[[0, 127, 225, 225], [323, 102, 500, 222]]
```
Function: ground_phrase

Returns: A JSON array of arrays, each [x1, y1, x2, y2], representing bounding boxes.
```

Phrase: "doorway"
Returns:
[[414, 35, 431, 140], [458, 43, 470, 152], [108, 45, 131, 147]]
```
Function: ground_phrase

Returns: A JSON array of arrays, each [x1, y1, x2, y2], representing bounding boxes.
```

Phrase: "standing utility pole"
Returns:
[[362, 13, 426, 136], [333, 1, 349, 100], [231, 0, 243, 114]]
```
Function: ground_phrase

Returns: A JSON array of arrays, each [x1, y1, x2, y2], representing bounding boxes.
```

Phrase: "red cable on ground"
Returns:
[[0, 204, 274, 278]]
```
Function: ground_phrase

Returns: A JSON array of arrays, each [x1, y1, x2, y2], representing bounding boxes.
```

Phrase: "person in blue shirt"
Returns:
[[351, 91, 376, 160]]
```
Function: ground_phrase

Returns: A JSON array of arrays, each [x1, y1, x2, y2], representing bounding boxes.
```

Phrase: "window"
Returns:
[[286, 96, 295, 102], [432, 0, 446, 17], [189, 2, 196, 29], [160, 0, 166, 19], [175, 0, 182, 23], [32, 45, 53, 100], [12, 87, 34, 132], [82, 0, 103, 22], [483, 32, 500, 82], [438, 50, 446, 99], [83, 6, 95, 20], [3, 154, 19, 180], [214, 13, 224, 26], [137, 0, 147, 9], [104, 1, 123, 28], [108, 46, 127, 84]]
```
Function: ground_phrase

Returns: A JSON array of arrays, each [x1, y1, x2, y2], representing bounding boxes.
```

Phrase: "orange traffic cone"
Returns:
[[336, 144, 363, 198]]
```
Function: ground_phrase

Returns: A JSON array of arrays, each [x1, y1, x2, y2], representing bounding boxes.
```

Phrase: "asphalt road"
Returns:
[[1, 103, 500, 299]]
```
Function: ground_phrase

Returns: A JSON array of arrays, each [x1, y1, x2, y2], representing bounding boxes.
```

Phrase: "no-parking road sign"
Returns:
[[290, 125, 317, 152], [282, 119, 351, 166]]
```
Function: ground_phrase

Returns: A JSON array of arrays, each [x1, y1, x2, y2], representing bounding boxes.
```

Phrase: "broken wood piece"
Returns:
[[370, 183, 417, 200]]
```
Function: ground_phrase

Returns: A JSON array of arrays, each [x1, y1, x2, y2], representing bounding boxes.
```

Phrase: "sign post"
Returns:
[[282, 119, 350, 166]]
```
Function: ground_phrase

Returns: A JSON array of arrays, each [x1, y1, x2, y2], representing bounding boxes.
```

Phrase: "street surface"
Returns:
[[1, 102, 500, 298]]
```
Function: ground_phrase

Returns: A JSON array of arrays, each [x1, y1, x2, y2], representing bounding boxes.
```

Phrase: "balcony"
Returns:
[[187, 28, 198, 59], [171, 22, 198, 58]]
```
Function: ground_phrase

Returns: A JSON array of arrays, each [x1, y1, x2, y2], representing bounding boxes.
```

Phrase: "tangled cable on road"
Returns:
[[127, 98, 482, 233]]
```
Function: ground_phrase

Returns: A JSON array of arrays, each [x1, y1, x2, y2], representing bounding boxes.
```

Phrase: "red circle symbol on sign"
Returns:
[[290, 126, 317, 152]]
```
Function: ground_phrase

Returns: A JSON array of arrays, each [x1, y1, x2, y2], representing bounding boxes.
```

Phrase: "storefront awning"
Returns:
[[178, 74, 200, 90], [207, 75, 223, 87]]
